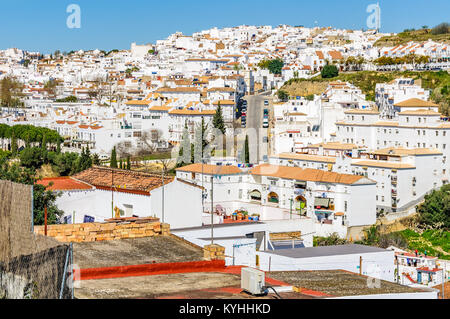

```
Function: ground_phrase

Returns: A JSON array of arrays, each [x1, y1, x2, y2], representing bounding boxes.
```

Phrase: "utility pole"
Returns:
[[44, 206, 48, 236], [442, 263, 446, 300], [162, 165, 165, 224], [211, 173, 214, 245], [360, 256, 363, 276], [111, 169, 114, 218], [290, 198, 293, 220]]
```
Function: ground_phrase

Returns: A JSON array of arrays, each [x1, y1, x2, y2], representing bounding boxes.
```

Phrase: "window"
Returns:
[[83, 215, 95, 223]]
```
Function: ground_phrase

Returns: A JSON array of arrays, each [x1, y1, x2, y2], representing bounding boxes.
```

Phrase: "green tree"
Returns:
[[19, 147, 45, 169], [32, 184, 64, 226], [193, 117, 210, 163], [212, 102, 226, 135], [11, 132, 18, 155], [110, 146, 118, 168], [243, 135, 250, 164], [177, 122, 191, 167], [321, 64, 339, 78], [92, 153, 101, 166], [268, 58, 284, 75], [417, 184, 450, 229], [277, 90, 289, 101], [126, 156, 131, 170]]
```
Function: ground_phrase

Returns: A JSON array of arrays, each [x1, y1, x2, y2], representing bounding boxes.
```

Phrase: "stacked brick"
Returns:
[[203, 244, 225, 261], [34, 221, 171, 243]]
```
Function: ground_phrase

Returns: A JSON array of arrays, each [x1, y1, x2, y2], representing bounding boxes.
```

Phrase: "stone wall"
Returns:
[[203, 244, 225, 261], [34, 220, 170, 243]]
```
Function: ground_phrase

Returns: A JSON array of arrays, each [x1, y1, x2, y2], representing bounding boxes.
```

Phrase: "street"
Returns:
[[242, 93, 272, 164]]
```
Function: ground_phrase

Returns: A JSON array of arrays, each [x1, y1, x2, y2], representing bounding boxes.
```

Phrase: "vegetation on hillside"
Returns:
[[258, 58, 284, 74], [314, 227, 450, 260], [373, 54, 430, 66], [416, 184, 450, 230], [281, 70, 450, 115], [374, 23, 450, 47], [0, 125, 99, 225], [321, 64, 339, 78]]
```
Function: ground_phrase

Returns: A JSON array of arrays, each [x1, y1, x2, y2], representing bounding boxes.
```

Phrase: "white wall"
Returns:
[[150, 180, 203, 229], [257, 250, 395, 282]]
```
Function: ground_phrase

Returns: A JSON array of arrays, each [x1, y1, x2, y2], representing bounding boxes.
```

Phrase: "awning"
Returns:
[[249, 190, 261, 199], [314, 198, 330, 207]]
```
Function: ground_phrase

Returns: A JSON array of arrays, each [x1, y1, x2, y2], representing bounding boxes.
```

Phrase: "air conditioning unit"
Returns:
[[241, 267, 266, 295]]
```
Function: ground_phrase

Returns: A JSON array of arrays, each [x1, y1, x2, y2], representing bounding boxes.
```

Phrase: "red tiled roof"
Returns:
[[176, 163, 242, 175], [36, 177, 93, 191], [73, 166, 172, 194]]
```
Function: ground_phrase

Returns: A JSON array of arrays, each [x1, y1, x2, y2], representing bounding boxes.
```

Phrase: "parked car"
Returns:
[[262, 118, 269, 128], [263, 109, 268, 115], [243, 100, 248, 106], [264, 100, 269, 106]]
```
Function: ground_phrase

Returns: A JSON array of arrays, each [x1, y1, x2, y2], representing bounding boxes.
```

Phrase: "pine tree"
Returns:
[[212, 102, 226, 135], [110, 146, 118, 168], [126, 156, 131, 170]]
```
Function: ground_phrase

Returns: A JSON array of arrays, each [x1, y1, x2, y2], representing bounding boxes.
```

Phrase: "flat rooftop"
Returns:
[[74, 235, 204, 269], [267, 270, 425, 297], [74, 271, 314, 299], [264, 244, 389, 259]]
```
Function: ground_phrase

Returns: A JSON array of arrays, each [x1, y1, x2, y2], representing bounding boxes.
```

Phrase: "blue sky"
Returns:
[[0, 0, 448, 53]]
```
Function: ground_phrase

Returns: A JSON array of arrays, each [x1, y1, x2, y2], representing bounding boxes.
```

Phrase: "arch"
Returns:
[[267, 192, 279, 204], [249, 189, 261, 201], [295, 195, 307, 214]]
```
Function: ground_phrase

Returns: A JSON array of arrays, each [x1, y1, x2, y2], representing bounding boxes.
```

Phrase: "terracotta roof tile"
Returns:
[[73, 167, 172, 194], [176, 163, 242, 175], [249, 164, 368, 185]]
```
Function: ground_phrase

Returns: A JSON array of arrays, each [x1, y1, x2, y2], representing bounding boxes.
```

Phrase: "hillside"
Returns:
[[280, 70, 450, 115], [374, 28, 450, 47]]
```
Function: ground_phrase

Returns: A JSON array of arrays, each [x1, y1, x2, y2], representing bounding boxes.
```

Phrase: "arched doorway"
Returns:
[[267, 192, 279, 204], [295, 195, 307, 215], [249, 189, 262, 202]]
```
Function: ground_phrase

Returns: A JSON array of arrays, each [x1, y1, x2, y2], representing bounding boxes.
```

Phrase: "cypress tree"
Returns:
[[212, 102, 226, 135], [110, 146, 118, 168], [11, 132, 18, 155], [177, 122, 191, 167], [244, 135, 250, 164], [126, 156, 131, 170]]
